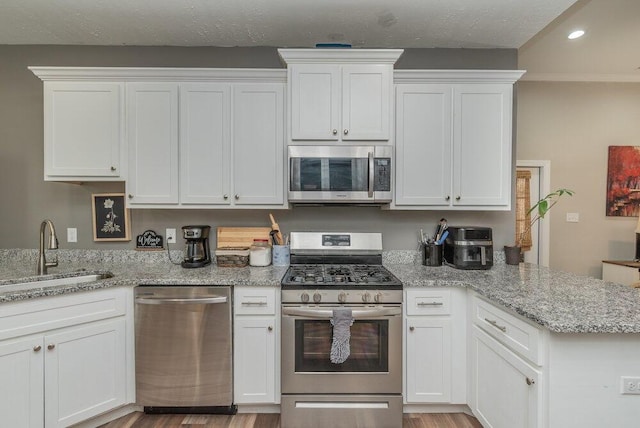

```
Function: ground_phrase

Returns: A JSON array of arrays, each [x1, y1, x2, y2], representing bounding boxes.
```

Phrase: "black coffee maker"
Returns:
[[181, 225, 212, 268]]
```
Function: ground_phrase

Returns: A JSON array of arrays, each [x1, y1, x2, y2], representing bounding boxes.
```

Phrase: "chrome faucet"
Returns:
[[37, 219, 59, 275]]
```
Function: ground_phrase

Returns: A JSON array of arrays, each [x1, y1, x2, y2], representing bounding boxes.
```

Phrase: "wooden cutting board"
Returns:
[[216, 227, 272, 248]]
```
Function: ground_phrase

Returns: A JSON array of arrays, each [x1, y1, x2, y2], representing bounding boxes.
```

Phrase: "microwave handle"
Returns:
[[368, 151, 374, 198]]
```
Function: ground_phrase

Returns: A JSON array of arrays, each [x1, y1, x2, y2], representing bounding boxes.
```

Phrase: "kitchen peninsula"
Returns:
[[1, 249, 640, 427]]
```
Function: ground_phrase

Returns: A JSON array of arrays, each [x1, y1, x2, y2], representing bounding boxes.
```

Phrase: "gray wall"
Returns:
[[0, 45, 517, 251]]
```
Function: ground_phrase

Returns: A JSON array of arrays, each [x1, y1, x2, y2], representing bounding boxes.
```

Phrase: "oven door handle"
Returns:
[[282, 306, 401, 319]]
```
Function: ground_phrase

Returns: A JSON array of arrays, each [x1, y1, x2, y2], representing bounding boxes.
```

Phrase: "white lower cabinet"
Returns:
[[0, 288, 131, 428], [404, 288, 466, 404], [233, 287, 279, 405], [469, 292, 543, 428]]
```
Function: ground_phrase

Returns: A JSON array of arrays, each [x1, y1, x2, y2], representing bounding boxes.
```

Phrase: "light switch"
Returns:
[[67, 228, 77, 243], [566, 213, 579, 223]]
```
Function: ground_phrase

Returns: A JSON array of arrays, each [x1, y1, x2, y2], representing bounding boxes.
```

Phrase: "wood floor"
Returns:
[[99, 412, 483, 428]]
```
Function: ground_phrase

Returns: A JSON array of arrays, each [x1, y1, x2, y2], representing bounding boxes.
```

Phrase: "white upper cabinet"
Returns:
[[179, 83, 231, 205], [126, 82, 179, 206], [393, 70, 525, 210], [279, 49, 403, 143], [41, 81, 124, 180], [232, 83, 285, 206]]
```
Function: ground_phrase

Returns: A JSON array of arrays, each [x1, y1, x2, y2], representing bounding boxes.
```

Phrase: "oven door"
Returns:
[[281, 304, 402, 394], [288, 146, 392, 203]]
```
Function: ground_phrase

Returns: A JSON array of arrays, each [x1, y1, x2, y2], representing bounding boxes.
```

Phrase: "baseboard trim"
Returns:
[[71, 404, 142, 428], [236, 404, 281, 414], [403, 403, 473, 415]]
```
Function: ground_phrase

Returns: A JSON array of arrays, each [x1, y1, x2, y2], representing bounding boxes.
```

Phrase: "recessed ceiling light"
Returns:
[[568, 30, 585, 40]]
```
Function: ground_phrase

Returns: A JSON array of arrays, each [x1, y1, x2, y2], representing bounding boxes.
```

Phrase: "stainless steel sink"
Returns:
[[0, 272, 112, 293]]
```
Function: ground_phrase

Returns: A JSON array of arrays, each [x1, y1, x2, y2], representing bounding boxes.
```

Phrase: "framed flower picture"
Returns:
[[92, 193, 131, 241]]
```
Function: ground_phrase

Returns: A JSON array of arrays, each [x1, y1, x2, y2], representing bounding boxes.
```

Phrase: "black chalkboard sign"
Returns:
[[136, 230, 164, 250]]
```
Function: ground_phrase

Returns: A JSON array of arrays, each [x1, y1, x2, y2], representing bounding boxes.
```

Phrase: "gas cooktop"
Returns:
[[281, 264, 402, 289]]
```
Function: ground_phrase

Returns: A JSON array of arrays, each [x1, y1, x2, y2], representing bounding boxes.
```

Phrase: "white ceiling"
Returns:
[[1, 0, 577, 49], [2, 0, 637, 80]]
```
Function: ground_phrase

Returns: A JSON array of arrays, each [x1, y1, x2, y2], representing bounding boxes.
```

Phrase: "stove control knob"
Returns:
[[300, 292, 310, 303], [338, 292, 347, 303], [362, 292, 371, 303], [313, 292, 322, 303], [374, 292, 383, 303]]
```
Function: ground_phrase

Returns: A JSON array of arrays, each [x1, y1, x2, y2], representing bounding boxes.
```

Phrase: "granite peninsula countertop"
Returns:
[[2, 249, 640, 334]]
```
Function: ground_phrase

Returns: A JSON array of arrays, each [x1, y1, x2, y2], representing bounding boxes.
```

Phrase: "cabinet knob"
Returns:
[[128, 194, 133, 199], [445, 195, 450, 201], [268, 326, 273, 332], [409, 326, 415, 332], [343, 129, 349, 135], [234, 194, 239, 200], [33, 345, 42, 352], [47, 344, 55, 350], [223, 194, 229, 200], [455, 196, 461, 201], [332, 129, 338, 135], [110, 166, 116, 172], [526, 377, 536, 386]]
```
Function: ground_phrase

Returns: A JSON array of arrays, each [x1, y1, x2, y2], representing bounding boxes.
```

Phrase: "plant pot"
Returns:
[[504, 245, 522, 265]]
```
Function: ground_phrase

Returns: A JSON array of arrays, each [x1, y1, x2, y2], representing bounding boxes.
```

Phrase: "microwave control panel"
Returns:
[[374, 158, 391, 191]]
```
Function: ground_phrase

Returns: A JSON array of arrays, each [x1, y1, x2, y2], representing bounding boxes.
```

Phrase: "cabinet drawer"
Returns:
[[472, 295, 542, 365], [0, 287, 128, 341], [406, 289, 451, 316], [234, 287, 276, 315]]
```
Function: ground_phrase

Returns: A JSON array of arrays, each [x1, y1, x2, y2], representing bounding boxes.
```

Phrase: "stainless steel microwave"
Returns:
[[288, 145, 392, 204]]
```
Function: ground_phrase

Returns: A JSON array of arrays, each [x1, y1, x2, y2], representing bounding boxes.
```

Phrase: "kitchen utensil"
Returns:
[[269, 213, 284, 245]]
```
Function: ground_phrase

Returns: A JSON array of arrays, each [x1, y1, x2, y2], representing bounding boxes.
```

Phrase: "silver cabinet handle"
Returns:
[[344, 129, 349, 135], [409, 326, 415, 331], [456, 196, 461, 201], [445, 196, 450, 201], [234, 194, 239, 200], [417, 301, 443, 306], [526, 377, 536, 386], [47, 344, 55, 350], [368, 151, 374, 198], [268, 326, 273, 331], [484, 318, 507, 332], [135, 296, 228, 305], [128, 194, 133, 199], [223, 194, 229, 200], [110, 166, 116, 171], [33, 345, 42, 352], [241, 301, 268, 306], [332, 129, 338, 135]]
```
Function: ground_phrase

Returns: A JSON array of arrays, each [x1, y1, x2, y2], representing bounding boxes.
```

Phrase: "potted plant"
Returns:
[[505, 188, 574, 265]]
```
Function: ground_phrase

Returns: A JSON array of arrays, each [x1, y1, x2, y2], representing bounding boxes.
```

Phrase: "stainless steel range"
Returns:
[[281, 232, 403, 428]]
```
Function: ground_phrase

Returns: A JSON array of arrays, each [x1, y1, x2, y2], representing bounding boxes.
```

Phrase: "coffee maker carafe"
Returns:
[[181, 225, 212, 268]]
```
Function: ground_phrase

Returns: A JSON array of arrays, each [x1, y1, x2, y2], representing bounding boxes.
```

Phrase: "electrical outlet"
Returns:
[[621, 376, 640, 394], [166, 228, 177, 244], [67, 228, 77, 243], [566, 212, 580, 223]]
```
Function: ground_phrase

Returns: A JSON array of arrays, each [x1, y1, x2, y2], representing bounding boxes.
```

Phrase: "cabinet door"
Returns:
[[395, 84, 452, 206], [44, 82, 123, 179], [405, 318, 452, 403], [453, 84, 512, 207], [127, 83, 179, 205], [232, 84, 285, 206], [471, 325, 541, 428], [44, 318, 126, 428], [179, 83, 231, 205], [290, 64, 340, 140], [0, 335, 44, 428], [342, 64, 391, 141], [234, 317, 276, 404]]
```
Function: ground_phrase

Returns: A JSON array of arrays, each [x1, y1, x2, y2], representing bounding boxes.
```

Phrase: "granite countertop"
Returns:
[[2, 249, 640, 334]]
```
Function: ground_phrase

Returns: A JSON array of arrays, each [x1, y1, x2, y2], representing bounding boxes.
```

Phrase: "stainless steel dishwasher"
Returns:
[[135, 286, 236, 413]]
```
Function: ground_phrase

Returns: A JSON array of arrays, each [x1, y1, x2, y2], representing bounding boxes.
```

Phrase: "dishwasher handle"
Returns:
[[135, 296, 228, 305]]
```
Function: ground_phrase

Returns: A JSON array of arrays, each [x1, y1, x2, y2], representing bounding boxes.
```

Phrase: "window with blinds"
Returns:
[[516, 170, 532, 250]]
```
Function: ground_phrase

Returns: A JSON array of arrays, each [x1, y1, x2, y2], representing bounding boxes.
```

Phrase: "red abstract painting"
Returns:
[[606, 146, 640, 216]]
